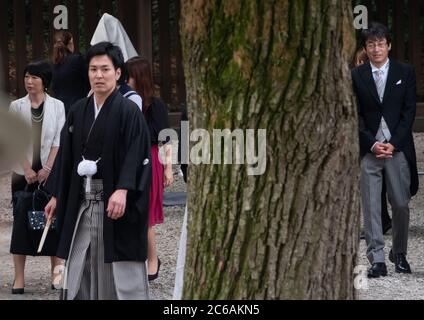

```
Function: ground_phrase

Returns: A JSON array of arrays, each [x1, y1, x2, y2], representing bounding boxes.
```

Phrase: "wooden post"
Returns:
[[100, 0, 114, 15], [158, 0, 172, 104], [117, 0, 125, 21], [13, 0, 26, 97], [118, 0, 139, 55], [68, 0, 80, 53], [0, 0, 10, 94], [408, 0, 419, 65], [84, 0, 98, 50], [31, 0, 44, 61], [376, 0, 388, 26], [137, 0, 153, 64], [393, 0, 405, 61], [175, 0, 186, 107], [408, 0, 423, 98]]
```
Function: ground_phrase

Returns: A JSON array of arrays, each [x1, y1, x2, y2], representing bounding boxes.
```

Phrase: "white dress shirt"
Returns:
[[370, 59, 392, 152], [370, 58, 390, 102]]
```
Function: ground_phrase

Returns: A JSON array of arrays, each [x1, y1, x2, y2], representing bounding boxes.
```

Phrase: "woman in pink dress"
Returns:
[[126, 57, 173, 281]]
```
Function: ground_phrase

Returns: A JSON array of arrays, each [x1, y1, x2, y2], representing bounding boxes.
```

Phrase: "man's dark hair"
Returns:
[[361, 22, 392, 47], [86, 41, 125, 71]]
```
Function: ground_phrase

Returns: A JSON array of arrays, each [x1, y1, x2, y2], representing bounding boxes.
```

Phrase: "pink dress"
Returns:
[[143, 98, 169, 227], [149, 144, 164, 226]]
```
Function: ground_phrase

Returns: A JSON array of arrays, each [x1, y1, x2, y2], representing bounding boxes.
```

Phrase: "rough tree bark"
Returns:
[[180, 0, 360, 299]]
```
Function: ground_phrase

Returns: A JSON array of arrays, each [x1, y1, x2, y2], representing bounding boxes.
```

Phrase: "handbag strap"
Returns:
[[32, 184, 51, 211]]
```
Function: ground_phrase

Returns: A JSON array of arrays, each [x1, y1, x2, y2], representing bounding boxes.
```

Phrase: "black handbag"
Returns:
[[26, 186, 57, 231], [13, 185, 56, 231]]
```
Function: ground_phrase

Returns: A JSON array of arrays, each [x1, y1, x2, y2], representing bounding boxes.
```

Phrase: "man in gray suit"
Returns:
[[352, 22, 419, 278]]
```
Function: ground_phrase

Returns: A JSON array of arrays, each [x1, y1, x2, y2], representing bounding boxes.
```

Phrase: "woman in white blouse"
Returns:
[[9, 60, 65, 294]]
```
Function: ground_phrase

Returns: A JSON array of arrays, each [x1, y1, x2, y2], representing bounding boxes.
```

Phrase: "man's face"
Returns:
[[88, 55, 121, 96], [364, 37, 391, 66]]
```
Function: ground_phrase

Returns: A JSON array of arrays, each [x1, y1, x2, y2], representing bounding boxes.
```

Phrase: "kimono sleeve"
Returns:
[[45, 107, 75, 197], [116, 106, 151, 192]]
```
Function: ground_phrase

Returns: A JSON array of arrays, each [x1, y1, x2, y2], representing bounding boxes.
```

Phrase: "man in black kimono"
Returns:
[[45, 42, 151, 300]]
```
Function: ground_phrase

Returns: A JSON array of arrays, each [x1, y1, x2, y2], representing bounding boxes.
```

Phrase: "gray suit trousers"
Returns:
[[361, 152, 410, 264]]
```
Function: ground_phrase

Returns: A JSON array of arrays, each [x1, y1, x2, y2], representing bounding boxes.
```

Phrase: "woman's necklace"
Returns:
[[31, 106, 44, 123], [31, 94, 45, 123]]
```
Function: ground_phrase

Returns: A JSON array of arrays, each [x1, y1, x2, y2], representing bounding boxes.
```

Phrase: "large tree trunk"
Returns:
[[180, 0, 360, 299]]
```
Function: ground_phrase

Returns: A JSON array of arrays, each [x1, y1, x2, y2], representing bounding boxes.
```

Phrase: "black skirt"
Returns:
[[9, 161, 59, 257]]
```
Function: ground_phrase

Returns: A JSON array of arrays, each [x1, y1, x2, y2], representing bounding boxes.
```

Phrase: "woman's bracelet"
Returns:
[[43, 165, 52, 173]]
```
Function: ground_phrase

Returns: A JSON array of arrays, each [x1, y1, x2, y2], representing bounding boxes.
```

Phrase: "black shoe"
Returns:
[[382, 221, 392, 235], [389, 249, 411, 273], [11, 287, 24, 295], [148, 258, 161, 281], [11, 281, 24, 295], [367, 262, 388, 278]]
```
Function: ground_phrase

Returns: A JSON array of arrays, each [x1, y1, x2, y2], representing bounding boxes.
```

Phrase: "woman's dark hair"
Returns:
[[118, 63, 129, 86], [126, 57, 155, 109], [361, 22, 392, 47], [86, 42, 124, 71], [52, 30, 73, 65], [350, 47, 368, 69], [23, 60, 53, 90]]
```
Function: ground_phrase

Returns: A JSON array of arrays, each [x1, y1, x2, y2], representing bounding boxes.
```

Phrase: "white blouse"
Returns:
[[9, 93, 66, 175]]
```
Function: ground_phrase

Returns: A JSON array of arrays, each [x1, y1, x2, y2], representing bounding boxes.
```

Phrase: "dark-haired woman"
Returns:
[[126, 57, 173, 281], [9, 60, 66, 294], [51, 31, 89, 114]]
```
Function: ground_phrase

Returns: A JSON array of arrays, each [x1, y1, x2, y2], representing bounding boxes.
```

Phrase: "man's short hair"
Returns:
[[86, 41, 125, 71], [361, 22, 392, 47]]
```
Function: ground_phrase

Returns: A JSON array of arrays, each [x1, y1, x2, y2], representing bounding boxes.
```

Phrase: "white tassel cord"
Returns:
[[77, 157, 101, 193]]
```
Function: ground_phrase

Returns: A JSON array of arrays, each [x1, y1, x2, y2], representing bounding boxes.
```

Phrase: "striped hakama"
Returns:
[[62, 179, 149, 300]]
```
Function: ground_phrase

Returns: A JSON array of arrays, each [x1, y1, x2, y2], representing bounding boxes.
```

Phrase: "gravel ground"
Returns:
[[0, 167, 186, 300], [357, 133, 424, 300], [2, 134, 424, 300]]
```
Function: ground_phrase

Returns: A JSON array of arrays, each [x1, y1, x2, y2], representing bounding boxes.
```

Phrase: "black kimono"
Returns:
[[47, 90, 151, 263]]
